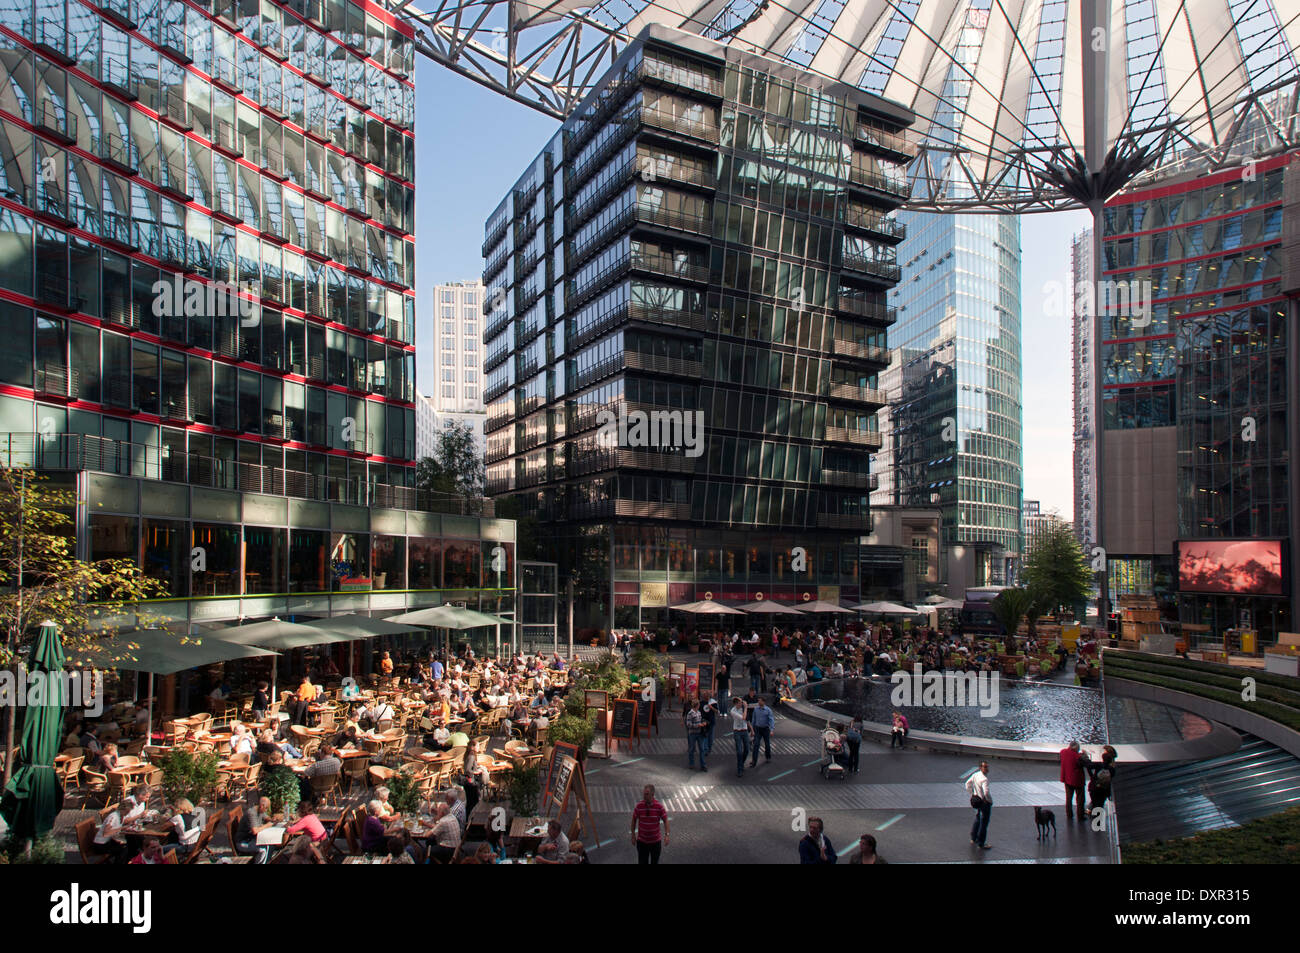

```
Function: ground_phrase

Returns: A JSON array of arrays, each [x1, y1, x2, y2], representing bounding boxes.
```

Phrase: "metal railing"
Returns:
[[0, 433, 490, 515]]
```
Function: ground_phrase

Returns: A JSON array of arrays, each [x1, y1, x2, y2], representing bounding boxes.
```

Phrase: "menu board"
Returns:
[[588, 707, 609, 758], [542, 742, 580, 803], [549, 755, 576, 813], [584, 689, 609, 712], [611, 698, 637, 741], [697, 662, 715, 696], [637, 698, 656, 731]]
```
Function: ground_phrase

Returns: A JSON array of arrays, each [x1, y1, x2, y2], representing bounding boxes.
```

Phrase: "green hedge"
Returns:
[[1103, 656, 1300, 711], [1106, 650, 1300, 694], [1123, 807, 1300, 864], [1102, 663, 1300, 734]]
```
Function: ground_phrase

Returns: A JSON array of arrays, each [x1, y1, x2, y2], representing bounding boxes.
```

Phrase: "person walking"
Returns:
[[1059, 740, 1087, 821], [750, 696, 775, 765], [847, 833, 888, 864], [715, 658, 731, 710], [965, 761, 993, 849], [630, 784, 669, 863], [845, 717, 863, 773], [685, 700, 707, 771], [798, 817, 837, 864], [701, 694, 718, 757], [746, 654, 765, 694], [729, 696, 753, 777]]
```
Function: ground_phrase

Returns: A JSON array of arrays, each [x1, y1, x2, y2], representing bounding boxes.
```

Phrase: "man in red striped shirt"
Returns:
[[630, 784, 669, 864]]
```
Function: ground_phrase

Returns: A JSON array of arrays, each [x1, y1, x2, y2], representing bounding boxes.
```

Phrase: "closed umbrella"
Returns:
[[0, 621, 66, 846]]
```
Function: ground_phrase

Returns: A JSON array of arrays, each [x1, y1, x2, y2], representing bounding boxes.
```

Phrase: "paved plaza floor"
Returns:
[[577, 666, 1112, 865]]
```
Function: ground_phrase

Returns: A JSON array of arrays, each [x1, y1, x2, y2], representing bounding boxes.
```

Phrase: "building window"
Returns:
[[442, 384, 455, 398], [440, 290, 454, 303], [442, 353, 454, 366], [465, 387, 477, 400]]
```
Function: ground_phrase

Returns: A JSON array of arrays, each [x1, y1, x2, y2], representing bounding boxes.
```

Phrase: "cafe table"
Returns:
[[509, 815, 548, 856], [109, 764, 155, 782]]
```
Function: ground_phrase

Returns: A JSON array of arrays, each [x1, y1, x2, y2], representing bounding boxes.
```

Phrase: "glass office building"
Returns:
[[1101, 152, 1294, 642], [873, 211, 1024, 589], [482, 26, 911, 631], [0, 0, 521, 638]]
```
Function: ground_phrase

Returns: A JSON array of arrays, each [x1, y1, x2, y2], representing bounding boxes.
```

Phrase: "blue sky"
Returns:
[[414, 60, 1083, 520]]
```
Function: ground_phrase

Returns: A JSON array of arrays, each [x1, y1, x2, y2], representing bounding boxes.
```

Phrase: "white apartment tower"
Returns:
[[1070, 228, 1096, 552], [419, 280, 485, 413]]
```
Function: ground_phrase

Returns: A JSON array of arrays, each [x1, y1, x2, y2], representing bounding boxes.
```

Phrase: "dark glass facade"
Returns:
[[483, 28, 911, 630], [1101, 153, 1295, 641], [0, 0, 419, 504]]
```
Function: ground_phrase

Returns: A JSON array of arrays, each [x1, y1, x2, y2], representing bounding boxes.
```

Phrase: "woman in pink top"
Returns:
[[285, 801, 329, 843]]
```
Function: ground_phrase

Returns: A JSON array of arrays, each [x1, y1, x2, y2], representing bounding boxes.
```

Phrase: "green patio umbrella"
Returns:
[[66, 629, 279, 737], [1, 621, 67, 846], [206, 618, 351, 694], [299, 614, 422, 676], [386, 606, 515, 657]]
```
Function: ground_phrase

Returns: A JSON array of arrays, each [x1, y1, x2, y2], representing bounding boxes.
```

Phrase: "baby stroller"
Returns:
[[820, 725, 848, 780]]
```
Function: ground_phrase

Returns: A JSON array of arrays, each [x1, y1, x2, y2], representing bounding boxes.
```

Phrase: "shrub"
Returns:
[[385, 771, 422, 815], [506, 762, 541, 817], [548, 711, 595, 756], [2, 833, 66, 864], [259, 765, 302, 814], [158, 747, 219, 806]]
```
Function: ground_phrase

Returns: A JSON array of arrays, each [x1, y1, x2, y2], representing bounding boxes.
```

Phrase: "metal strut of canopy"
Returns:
[[389, 0, 1300, 213]]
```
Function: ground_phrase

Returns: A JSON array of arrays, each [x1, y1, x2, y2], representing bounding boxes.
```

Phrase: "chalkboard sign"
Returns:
[[611, 698, 637, 741], [637, 698, 656, 731], [549, 755, 576, 813], [697, 661, 715, 696], [584, 689, 609, 712], [588, 707, 609, 758], [543, 742, 579, 803]]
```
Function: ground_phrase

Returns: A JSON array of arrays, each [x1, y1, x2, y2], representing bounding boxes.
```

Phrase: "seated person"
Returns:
[[361, 699, 395, 730], [427, 803, 460, 864], [235, 795, 275, 863], [303, 744, 342, 780], [564, 840, 589, 864], [533, 820, 570, 864], [387, 835, 415, 863], [331, 722, 362, 750], [93, 743, 120, 773], [168, 798, 207, 856], [285, 800, 329, 843], [372, 785, 398, 819], [121, 785, 150, 824], [128, 836, 170, 865], [360, 800, 388, 854], [91, 806, 129, 864], [287, 834, 326, 864]]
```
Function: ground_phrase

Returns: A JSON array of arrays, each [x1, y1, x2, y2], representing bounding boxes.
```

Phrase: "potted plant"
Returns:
[[259, 764, 302, 815], [687, 634, 700, 654], [507, 762, 541, 817], [158, 747, 219, 806], [384, 770, 423, 816]]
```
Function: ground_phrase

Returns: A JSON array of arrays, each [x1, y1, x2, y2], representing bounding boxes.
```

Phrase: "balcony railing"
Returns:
[[834, 293, 896, 325], [840, 252, 900, 284], [825, 426, 884, 448], [29, 18, 74, 64], [623, 350, 704, 378], [844, 207, 905, 242], [640, 106, 719, 143], [831, 338, 890, 364], [827, 383, 886, 405], [35, 100, 77, 143], [0, 433, 489, 515], [816, 512, 871, 529], [848, 165, 911, 201], [852, 122, 914, 161], [629, 252, 710, 285], [821, 469, 878, 490]]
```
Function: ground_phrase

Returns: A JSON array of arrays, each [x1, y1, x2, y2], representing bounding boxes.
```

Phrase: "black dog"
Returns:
[[1034, 806, 1057, 840]]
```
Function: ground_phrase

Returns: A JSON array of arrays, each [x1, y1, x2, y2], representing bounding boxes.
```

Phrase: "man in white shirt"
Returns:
[[729, 697, 753, 778], [965, 761, 993, 849]]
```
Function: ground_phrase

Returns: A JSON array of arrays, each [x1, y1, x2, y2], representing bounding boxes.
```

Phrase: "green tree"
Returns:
[[0, 467, 166, 785], [1023, 519, 1093, 619], [416, 420, 484, 512]]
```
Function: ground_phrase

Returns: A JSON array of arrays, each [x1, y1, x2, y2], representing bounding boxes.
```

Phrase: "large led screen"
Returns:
[[1177, 539, 1285, 596]]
